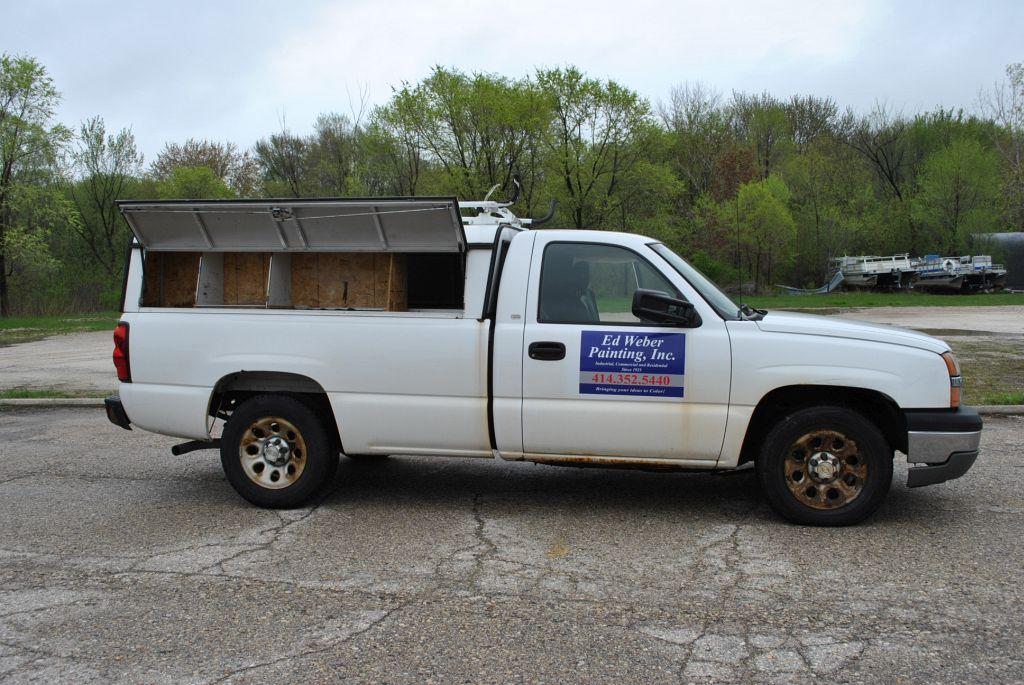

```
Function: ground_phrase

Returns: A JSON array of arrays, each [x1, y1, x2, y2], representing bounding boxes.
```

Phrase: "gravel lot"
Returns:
[[833, 304, 1024, 335], [0, 331, 114, 395], [0, 408, 1021, 684]]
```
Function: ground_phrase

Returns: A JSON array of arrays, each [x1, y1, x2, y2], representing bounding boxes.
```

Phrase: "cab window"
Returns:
[[538, 242, 680, 324]]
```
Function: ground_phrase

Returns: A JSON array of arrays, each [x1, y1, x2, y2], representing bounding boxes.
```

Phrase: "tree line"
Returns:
[[1, 54, 1022, 315]]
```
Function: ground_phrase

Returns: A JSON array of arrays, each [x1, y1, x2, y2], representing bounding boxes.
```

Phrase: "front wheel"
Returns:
[[220, 395, 338, 508], [756, 406, 892, 526]]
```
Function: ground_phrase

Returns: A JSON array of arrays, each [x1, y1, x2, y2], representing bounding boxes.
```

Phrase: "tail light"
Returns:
[[941, 352, 962, 408], [113, 322, 131, 382]]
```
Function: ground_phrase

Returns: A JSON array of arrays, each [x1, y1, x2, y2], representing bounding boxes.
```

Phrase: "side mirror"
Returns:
[[632, 289, 702, 328]]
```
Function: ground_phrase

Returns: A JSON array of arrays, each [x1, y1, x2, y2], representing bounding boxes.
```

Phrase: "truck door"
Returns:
[[520, 236, 731, 463]]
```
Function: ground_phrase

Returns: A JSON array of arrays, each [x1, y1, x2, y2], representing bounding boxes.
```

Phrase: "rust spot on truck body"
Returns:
[[525, 454, 692, 472]]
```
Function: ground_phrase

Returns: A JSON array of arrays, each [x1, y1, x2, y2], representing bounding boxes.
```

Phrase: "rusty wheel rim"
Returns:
[[783, 429, 868, 510], [239, 416, 307, 490]]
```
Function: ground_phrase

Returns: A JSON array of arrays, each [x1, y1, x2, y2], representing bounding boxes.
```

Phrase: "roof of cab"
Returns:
[[462, 225, 658, 249]]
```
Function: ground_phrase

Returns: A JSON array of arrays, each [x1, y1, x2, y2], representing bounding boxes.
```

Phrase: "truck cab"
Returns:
[[106, 190, 981, 525]]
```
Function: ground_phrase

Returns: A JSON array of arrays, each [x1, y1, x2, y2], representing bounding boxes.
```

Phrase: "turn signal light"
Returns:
[[113, 322, 131, 382], [941, 352, 961, 377], [942, 352, 962, 408]]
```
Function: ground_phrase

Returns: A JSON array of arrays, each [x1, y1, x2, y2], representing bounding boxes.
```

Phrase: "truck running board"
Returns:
[[171, 439, 221, 456]]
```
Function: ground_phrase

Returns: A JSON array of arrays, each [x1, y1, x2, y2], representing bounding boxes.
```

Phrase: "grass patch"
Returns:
[[948, 337, 1024, 405], [0, 388, 104, 399], [743, 291, 1022, 310], [979, 391, 1024, 405], [0, 312, 118, 344]]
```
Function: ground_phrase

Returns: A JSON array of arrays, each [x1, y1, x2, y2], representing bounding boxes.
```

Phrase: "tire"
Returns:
[[220, 394, 338, 508], [756, 406, 893, 526]]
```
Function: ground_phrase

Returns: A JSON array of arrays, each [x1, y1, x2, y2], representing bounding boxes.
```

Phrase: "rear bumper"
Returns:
[[904, 407, 981, 488], [104, 395, 132, 430]]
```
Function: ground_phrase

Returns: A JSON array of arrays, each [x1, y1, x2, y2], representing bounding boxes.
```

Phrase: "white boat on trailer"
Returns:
[[831, 254, 919, 289], [914, 255, 1007, 292]]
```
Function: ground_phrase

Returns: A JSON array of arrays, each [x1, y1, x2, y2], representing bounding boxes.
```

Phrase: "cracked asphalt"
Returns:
[[0, 408, 1022, 684]]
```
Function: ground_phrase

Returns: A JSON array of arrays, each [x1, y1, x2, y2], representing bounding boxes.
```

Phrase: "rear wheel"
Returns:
[[756, 406, 892, 526], [220, 395, 337, 508]]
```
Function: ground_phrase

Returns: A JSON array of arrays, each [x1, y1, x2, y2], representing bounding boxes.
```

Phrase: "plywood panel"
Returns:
[[286, 252, 407, 310], [291, 254, 319, 308], [164, 253, 201, 307], [318, 253, 346, 307], [387, 254, 408, 312], [142, 252, 200, 307], [347, 254, 377, 308], [372, 253, 388, 308], [223, 255, 237, 304], [223, 253, 270, 306]]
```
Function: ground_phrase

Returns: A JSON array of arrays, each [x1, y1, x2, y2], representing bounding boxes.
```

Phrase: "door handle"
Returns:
[[528, 341, 566, 361]]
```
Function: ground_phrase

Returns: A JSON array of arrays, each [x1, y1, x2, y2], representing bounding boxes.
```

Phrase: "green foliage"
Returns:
[[152, 139, 259, 197], [308, 113, 361, 196], [730, 92, 792, 178], [613, 158, 684, 237], [0, 53, 72, 315], [156, 166, 235, 199], [984, 63, 1024, 230], [3, 183, 69, 311], [253, 129, 311, 197], [67, 117, 143, 282], [536, 66, 652, 228], [912, 139, 1003, 253], [659, 83, 732, 203], [736, 175, 796, 288], [3, 54, 1024, 314], [0, 310, 116, 331], [687, 250, 739, 286], [977, 390, 1024, 406], [356, 119, 421, 196], [377, 66, 550, 208]]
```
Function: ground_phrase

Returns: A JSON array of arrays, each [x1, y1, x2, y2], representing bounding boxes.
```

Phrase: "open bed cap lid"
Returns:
[[117, 197, 465, 252]]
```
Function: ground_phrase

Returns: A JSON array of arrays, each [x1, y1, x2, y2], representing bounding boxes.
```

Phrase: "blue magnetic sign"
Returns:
[[579, 330, 686, 398]]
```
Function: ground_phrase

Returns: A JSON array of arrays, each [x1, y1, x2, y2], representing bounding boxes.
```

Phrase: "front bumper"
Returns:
[[904, 406, 981, 488], [104, 395, 132, 430]]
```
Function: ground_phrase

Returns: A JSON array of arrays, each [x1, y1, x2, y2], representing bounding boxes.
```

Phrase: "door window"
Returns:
[[538, 243, 680, 324]]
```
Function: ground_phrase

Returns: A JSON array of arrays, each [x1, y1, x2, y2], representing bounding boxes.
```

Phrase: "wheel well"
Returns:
[[209, 372, 343, 453], [738, 385, 906, 466]]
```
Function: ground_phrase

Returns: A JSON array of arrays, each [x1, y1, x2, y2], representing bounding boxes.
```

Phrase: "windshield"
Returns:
[[649, 243, 742, 321]]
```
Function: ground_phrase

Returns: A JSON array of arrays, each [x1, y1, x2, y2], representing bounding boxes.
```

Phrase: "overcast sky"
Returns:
[[5, 0, 1021, 162]]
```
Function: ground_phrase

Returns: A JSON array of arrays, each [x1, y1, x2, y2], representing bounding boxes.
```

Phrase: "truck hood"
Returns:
[[755, 311, 950, 353]]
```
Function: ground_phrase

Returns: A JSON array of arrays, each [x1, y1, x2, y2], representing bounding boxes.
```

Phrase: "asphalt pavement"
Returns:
[[0, 408, 1021, 684]]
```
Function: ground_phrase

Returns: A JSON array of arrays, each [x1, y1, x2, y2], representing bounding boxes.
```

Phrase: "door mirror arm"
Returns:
[[631, 289, 702, 328]]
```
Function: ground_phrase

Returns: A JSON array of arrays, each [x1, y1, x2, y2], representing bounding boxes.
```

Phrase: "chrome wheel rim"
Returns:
[[784, 429, 867, 509], [239, 416, 306, 490]]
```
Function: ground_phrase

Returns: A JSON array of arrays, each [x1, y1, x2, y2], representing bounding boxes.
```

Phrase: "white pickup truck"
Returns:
[[105, 188, 981, 525]]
